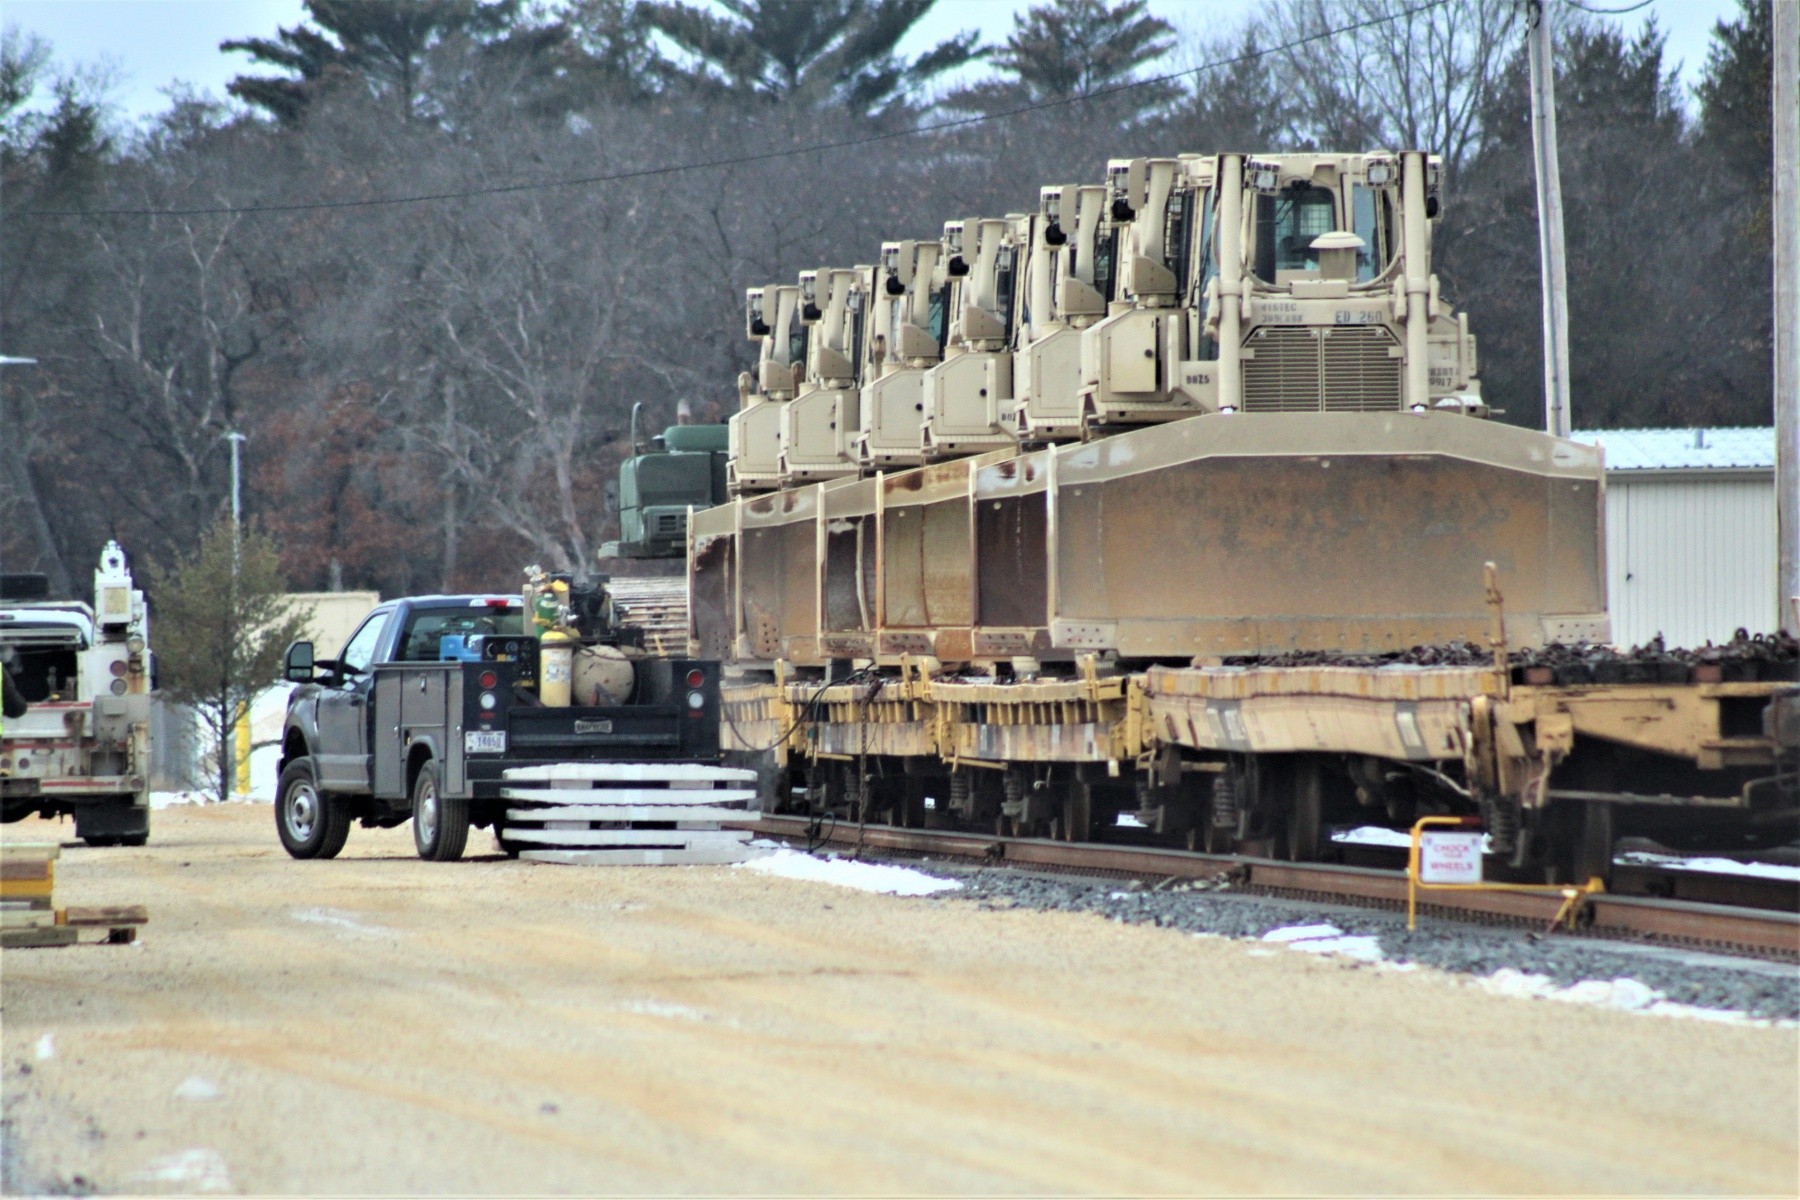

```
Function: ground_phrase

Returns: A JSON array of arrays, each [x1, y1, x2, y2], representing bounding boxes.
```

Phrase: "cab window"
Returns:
[[1254, 184, 1338, 282], [337, 612, 389, 676], [1350, 185, 1396, 281], [397, 606, 524, 662]]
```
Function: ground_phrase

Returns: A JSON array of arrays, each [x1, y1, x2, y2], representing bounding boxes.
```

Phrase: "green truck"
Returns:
[[601, 412, 729, 561]]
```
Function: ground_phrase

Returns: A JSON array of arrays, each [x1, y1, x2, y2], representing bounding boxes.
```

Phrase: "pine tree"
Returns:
[[222, 0, 524, 123], [149, 518, 312, 801], [1696, 0, 1787, 233], [948, 0, 1175, 121], [639, 0, 979, 119]]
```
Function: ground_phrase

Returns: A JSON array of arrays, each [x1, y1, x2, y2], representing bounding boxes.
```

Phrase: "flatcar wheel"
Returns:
[[1059, 782, 1094, 843], [1284, 757, 1324, 862], [1565, 801, 1615, 886]]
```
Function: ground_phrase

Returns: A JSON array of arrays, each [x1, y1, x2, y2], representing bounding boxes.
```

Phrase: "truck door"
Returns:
[[315, 609, 390, 793]]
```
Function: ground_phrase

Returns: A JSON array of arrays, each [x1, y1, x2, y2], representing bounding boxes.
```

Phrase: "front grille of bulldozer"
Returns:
[[1241, 325, 1402, 413]]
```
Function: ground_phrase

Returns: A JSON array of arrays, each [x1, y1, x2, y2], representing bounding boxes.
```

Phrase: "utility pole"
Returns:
[[1525, 0, 1572, 438], [1776, 0, 1798, 635], [0, 356, 39, 590], [223, 428, 249, 796]]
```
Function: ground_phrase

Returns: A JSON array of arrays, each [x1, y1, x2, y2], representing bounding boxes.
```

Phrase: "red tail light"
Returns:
[[686, 669, 705, 688], [479, 670, 499, 690]]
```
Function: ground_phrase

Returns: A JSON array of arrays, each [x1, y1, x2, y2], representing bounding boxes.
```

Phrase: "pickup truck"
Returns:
[[274, 593, 720, 861]]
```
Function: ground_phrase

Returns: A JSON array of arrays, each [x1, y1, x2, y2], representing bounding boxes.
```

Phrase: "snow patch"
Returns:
[[135, 1149, 232, 1192], [291, 907, 387, 936], [1614, 851, 1800, 883], [621, 1000, 712, 1022], [150, 791, 208, 809], [1261, 923, 1346, 943], [1287, 934, 1387, 963], [1260, 924, 1388, 963], [1331, 825, 1497, 853], [737, 848, 961, 896], [174, 1076, 221, 1101], [1330, 826, 1414, 848], [1478, 968, 1795, 1026]]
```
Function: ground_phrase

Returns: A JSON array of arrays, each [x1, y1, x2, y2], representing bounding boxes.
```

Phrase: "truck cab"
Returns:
[[276, 592, 721, 862]]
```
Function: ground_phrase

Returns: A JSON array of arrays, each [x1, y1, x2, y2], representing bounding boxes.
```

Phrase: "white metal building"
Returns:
[[1570, 427, 1777, 650]]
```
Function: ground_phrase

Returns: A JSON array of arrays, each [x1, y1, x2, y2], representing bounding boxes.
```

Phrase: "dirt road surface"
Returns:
[[3, 803, 1796, 1195]]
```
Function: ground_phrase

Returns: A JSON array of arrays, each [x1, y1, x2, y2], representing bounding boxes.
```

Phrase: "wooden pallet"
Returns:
[[0, 904, 147, 949], [1, 844, 58, 901]]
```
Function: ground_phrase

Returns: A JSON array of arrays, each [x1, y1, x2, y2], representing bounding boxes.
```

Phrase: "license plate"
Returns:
[[464, 730, 506, 754], [573, 719, 614, 735]]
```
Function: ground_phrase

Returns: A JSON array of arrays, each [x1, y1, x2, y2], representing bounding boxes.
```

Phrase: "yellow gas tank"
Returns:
[[538, 629, 575, 707]]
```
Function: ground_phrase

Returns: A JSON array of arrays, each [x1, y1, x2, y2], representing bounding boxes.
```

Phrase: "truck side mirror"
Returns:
[[284, 640, 315, 683]]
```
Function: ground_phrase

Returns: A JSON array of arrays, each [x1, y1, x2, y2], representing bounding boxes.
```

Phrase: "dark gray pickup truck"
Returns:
[[275, 593, 720, 862]]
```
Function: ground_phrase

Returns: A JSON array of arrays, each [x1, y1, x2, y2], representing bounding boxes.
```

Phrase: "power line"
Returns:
[[16, 0, 1453, 221]]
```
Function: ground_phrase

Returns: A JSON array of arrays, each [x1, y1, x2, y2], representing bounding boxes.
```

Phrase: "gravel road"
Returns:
[[3, 803, 1795, 1195]]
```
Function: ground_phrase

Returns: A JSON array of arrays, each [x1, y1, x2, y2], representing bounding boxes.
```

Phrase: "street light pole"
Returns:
[[225, 430, 247, 570], [222, 428, 250, 797], [1525, 0, 1572, 439]]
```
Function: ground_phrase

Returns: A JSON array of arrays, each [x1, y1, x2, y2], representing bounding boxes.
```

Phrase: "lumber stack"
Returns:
[[1, 844, 148, 947], [499, 762, 759, 865]]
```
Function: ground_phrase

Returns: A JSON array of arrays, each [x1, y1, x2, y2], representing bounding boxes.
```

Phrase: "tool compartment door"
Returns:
[[371, 671, 405, 799], [371, 665, 455, 800]]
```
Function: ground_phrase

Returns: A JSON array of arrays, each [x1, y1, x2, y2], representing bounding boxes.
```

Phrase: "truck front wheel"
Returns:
[[411, 761, 469, 862], [277, 757, 350, 860]]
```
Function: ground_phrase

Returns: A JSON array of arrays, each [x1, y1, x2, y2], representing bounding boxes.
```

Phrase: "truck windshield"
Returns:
[[0, 617, 92, 702], [3, 645, 79, 703], [398, 607, 524, 662], [1254, 184, 1337, 281]]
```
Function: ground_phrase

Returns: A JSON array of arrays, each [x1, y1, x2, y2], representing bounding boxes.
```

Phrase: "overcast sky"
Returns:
[[1, 0, 1744, 125]]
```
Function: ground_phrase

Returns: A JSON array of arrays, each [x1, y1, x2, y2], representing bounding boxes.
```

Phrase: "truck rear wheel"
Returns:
[[411, 761, 469, 862], [276, 757, 350, 860]]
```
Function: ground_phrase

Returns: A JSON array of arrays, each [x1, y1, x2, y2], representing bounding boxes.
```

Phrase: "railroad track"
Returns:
[[749, 814, 1800, 962]]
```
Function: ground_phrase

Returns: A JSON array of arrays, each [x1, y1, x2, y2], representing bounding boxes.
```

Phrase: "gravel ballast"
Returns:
[[914, 860, 1800, 1021]]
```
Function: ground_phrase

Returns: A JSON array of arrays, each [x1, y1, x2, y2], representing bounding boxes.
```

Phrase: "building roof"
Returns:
[[1569, 427, 1774, 472]]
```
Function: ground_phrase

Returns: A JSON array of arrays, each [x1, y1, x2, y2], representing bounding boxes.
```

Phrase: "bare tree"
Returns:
[[1265, 0, 1517, 184]]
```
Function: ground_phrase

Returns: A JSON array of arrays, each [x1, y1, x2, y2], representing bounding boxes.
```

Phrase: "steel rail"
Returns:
[[747, 815, 1800, 961]]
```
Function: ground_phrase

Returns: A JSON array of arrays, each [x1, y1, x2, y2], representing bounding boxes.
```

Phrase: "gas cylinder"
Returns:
[[539, 628, 575, 707], [572, 643, 635, 706]]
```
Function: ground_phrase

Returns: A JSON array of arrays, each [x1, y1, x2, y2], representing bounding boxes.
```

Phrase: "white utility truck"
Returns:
[[0, 542, 153, 845]]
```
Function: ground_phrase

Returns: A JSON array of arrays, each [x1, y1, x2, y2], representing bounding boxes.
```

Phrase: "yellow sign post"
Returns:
[[234, 700, 252, 796], [1407, 814, 1604, 931]]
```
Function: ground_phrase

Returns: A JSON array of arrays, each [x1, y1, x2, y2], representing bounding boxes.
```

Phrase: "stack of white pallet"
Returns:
[[499, 762, 759, 865]]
